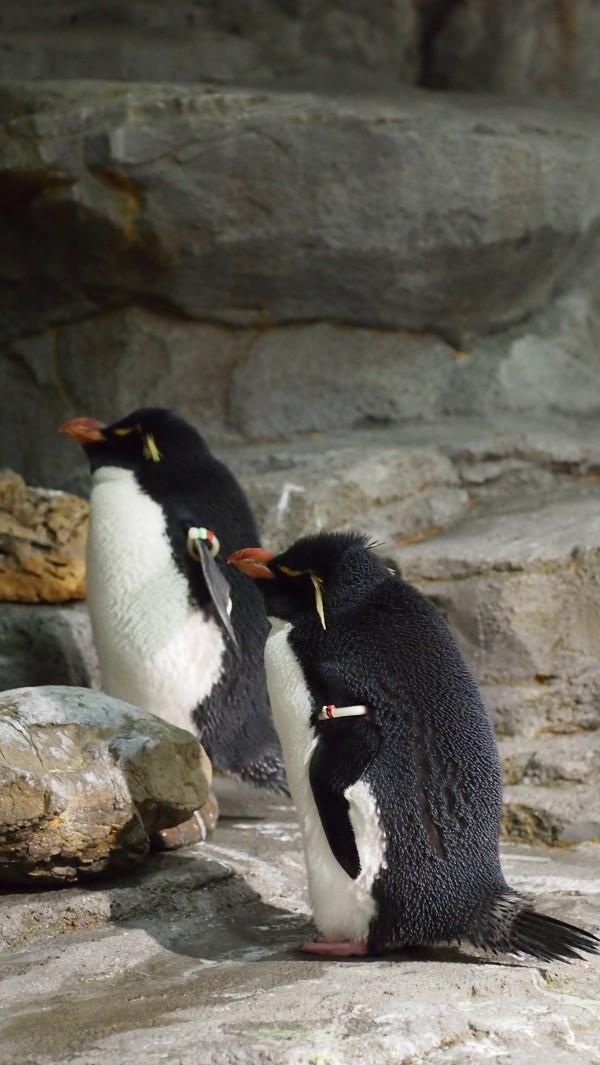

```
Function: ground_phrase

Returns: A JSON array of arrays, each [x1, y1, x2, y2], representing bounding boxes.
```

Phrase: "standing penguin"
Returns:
[[60, 408, 287, 833], [229, 531, 599, 960]]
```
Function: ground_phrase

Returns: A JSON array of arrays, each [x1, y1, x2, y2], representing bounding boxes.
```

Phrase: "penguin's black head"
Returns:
[[228, 531, 390, 628], [59, 408, 210, 483]]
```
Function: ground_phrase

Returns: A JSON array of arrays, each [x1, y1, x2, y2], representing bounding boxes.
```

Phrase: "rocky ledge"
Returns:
[[0, 685, 211, 885], [0, 779, 599, 1065]]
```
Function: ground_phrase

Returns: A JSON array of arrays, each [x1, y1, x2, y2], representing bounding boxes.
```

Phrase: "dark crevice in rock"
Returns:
[[417, 0, 464, 89]]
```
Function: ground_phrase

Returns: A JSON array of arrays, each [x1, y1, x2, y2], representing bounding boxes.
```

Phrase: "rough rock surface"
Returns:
[[0, 81, 599, 481], [0, 602, 99, 692], [0, 685, 211, 885], [2, 81, 595, 341], [0, 0, 421, 90], [223, 416, 600, 845], [0, 780, 599, 1065], [229, 434, 470, 556], [1, 0, 600, 104], [428, 0, 600, 103], [0, 469, 87, 602], [4, 417, 600, 846]]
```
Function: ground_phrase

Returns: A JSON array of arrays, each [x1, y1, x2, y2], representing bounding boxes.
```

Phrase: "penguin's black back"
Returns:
[[288, 565, 505, 949]]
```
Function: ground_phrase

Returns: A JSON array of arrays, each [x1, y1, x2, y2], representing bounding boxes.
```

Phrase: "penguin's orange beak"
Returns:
[[227, 547, 276, 579], [59, 417, 106, 443]]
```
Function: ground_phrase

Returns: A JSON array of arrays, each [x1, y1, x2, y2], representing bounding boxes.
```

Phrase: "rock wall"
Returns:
[[1, 2, 599, 102], [1, 80, 600, 485], [1, 2, 600, 845]]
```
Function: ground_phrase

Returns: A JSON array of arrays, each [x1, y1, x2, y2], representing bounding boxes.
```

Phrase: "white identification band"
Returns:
[[187, 526, 220, 560], [319, 703, 368, 720]]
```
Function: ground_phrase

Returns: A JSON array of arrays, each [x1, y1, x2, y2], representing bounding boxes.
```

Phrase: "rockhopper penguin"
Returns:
[[60, 408, 287, 837], [229, 531, 599, 960]]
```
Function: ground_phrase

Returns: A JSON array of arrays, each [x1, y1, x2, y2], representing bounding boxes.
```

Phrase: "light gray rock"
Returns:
[[394, 483, 600, 845], [228, 435, 470, 554], [503, 781, 600, 846], [1, 82, 599, 343], [396, 484, 600, 695], [0, 602, 99, 692], [229, 324, 458, 439], [0, 685, 211, 885], [442, 293, 600, 421], [1, 781, 599, 1065]]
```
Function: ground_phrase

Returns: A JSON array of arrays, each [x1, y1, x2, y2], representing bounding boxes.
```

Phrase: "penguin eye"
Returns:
[[112, 424, 162, 462]]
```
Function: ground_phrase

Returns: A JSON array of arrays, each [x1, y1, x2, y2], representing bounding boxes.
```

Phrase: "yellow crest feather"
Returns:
[[311, 573, 326, 630], [143, 432, 162, 462]]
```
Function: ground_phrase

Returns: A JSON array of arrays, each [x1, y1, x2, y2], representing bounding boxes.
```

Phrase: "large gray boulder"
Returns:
[[0, 685, 211, 885], [1, 82, 598, 341], [3, 83, 600, 483]]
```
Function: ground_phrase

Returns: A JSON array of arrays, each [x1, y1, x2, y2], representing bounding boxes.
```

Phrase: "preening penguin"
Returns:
[[229, 532, 600, 961], [59, 408, 287, 804]]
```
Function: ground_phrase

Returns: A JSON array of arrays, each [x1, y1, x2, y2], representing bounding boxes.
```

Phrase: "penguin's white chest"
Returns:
[[86, 467, 224, 730], [264, 622, 386, 942]]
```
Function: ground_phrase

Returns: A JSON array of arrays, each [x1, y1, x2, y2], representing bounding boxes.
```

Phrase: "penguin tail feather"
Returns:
[[470, 891, 600, 963]]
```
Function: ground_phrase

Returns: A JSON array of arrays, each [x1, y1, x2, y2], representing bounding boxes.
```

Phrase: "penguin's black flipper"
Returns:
[[309, 719, 380, 879], [186, 527, 239, 651]]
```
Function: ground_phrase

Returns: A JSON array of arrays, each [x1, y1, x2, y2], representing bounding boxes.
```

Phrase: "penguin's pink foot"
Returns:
[[300, 939, 368, 956]]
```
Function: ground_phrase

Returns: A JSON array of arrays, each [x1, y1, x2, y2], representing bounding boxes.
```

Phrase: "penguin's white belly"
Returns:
[[265, 622, 386, 942], [86, 467, 224, 731]]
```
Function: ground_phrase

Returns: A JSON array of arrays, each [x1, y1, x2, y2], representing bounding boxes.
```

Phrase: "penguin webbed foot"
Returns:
[[299, 939, 368, 957]]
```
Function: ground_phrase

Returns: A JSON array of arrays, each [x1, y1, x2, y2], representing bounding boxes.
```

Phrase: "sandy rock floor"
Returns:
[[1, 779, 599, 1065]]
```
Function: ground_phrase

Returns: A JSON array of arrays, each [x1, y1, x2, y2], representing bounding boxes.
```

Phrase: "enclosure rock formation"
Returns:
[[0, 1, 600, 847], [0, 685, 211, 884], [0, 470, 88, 602]]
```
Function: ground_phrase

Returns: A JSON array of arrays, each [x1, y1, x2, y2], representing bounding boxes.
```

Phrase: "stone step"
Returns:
[[502, 782, 600, 846], [4, 420, 600, 845], [395, 480, 600, 738], [231, 425, 600, 844], [500, 731, 600, 786]]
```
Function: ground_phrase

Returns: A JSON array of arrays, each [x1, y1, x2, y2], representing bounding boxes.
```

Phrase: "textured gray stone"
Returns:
[[1, 83, 600, 483], [229, 436, 469, 555], [0, 0, 420, 90], [442, 294, 600, 420], [0, 602, 99, 692], [429, 0, 600, 103], [1, 82, 599, 344], [394, 483, 600, 839], [0, 685, 211, 884], [0, 782, 599, 1065], [396, 484, 600, 699], [230, 324, 458, 439]]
